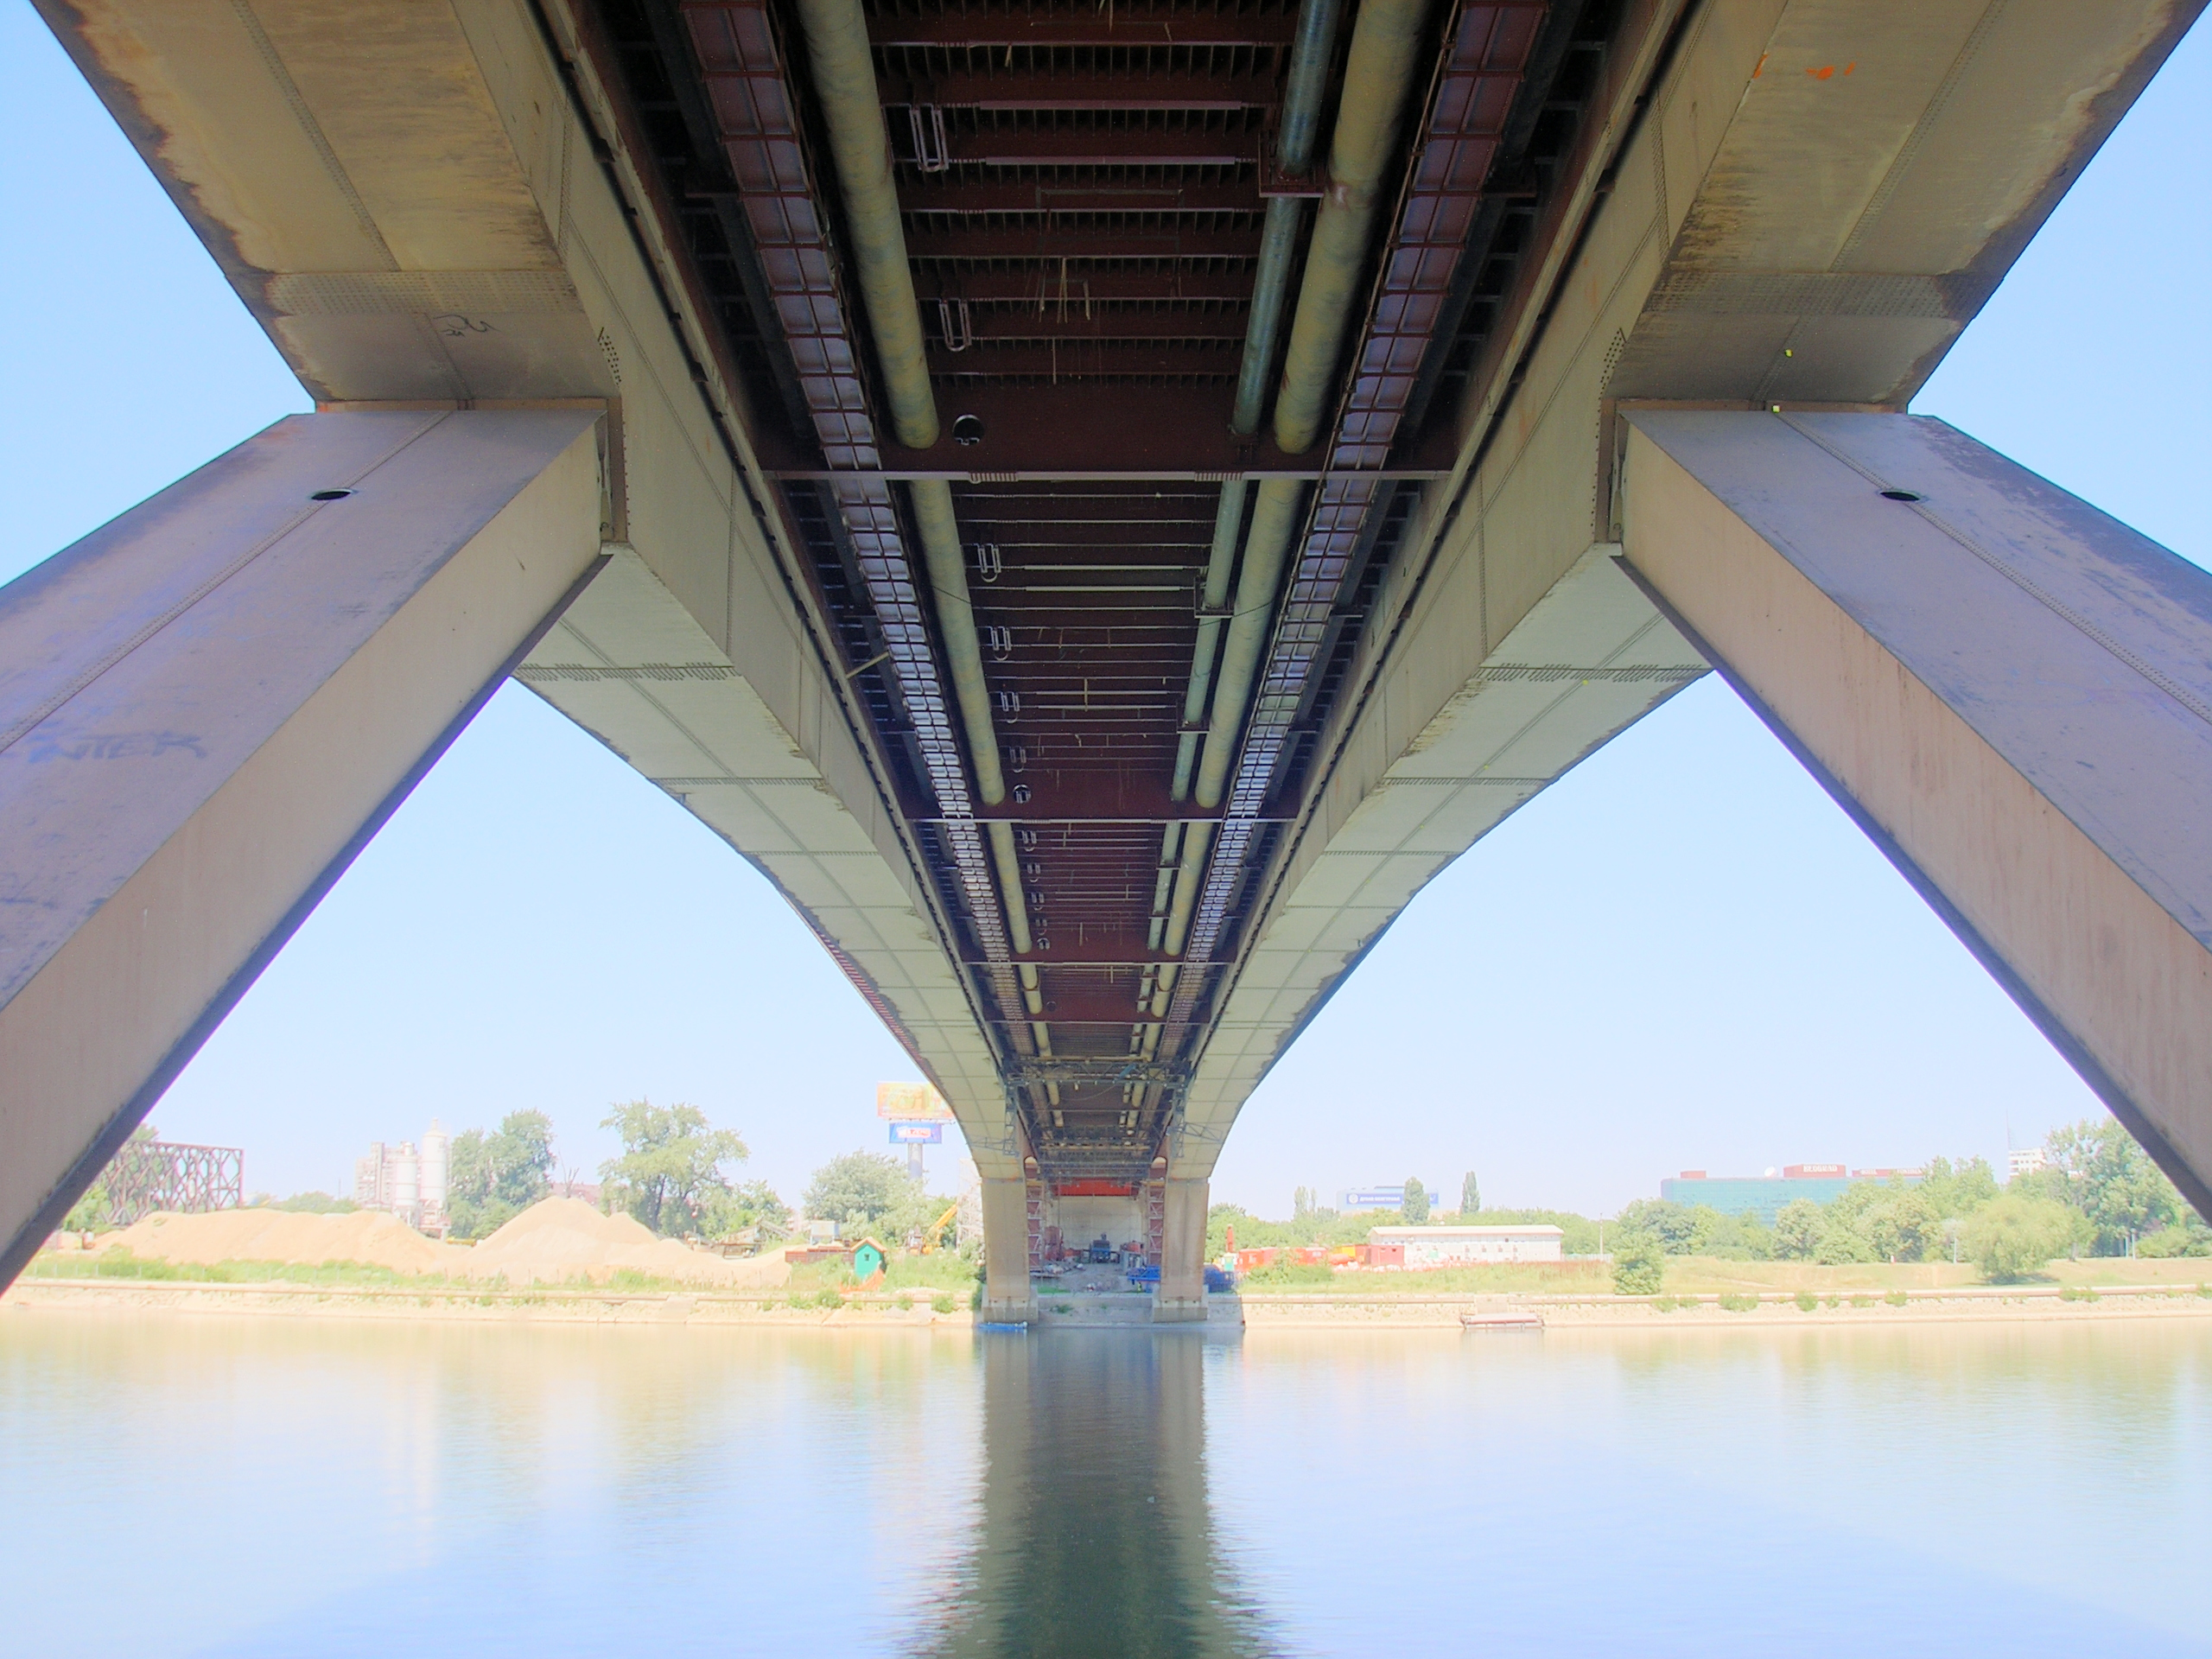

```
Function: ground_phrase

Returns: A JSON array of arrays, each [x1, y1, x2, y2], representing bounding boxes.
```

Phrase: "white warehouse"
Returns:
[[1367, 1225, 1564, 1268]]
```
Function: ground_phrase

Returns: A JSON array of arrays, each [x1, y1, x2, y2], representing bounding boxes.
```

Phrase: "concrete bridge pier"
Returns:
[[979, 1176, 1037, 1324], [1622, 411, 2212, 1216], [0, 410, 607, 1281], [1153, 1179, 1210, 1324]]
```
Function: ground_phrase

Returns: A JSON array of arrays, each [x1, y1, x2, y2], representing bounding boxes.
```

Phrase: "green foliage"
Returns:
[[1402, 1179, 1429, 1225], [2059, 1284, 2100, 1302], [1795, 1289, 1818, 1311], [1618, 1198, 1699, 1254], [2138, 1220, 2212, 1257], [61, 1181, 111, 1233], [1293, 1186, 1316, 1222], [447, 1111, 556, 1239], [814, 1287, 843, 1308], [1966, 1193, 2079, 1282], [803, 1150, 936, 1242], [2043, 1117, 2199, 1255], [599, 1100, 750, 1237], [931, 1294, 957, 1315], [269, 1192, 358, 1214], [1916, 1155, 1999, 1221], [1611, 1231, 1665, 1296], [1885, 1289, 1908, 1306], [1459, 1171, 1480, 1217], [696, 1179, 791, 1241], [1719, 1292, 1758, 1312]]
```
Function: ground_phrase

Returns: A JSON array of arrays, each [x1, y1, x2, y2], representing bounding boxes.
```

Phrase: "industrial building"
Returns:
[[1659, 1166, 1925, 1226], [1365, 1224, 1561, 1268], [353, 1121, 451, 1233]]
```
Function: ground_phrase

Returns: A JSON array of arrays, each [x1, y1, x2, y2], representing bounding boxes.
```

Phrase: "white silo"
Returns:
[[420, 1120, 449, 1211], [391, 1141, 420, 1218]]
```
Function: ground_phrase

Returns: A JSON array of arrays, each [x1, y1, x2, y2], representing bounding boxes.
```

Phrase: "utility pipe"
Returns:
[[1193, 479, 1302, 809], [793, 0, 939, 449], [914, 478, 1044, 991], [1230, 0, 1344, 435], [1271, 0, 1430, 454], [1171, 483, 1249, 799], [912, 479, 1004, 804]]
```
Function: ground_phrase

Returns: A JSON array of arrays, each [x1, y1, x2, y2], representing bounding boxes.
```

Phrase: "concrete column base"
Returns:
[[1152, 1177, 1208, 1323], [979, 1175, 1037, 1323]]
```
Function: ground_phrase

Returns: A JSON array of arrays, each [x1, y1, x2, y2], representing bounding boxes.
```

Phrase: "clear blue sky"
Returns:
[[4, 6, 2205, 1217]]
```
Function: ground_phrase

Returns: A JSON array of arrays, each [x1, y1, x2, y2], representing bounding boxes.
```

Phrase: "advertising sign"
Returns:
[[889, 1123, 944, 1145], [875, 1081, 953, 1122]]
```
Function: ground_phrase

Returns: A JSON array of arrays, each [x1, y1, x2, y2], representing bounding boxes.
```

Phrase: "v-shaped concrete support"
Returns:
[[1623, 411, 2212, 1217], [0, 409, 606, 1281]]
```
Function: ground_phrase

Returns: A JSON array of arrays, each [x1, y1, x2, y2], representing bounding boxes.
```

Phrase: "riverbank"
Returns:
[[10, 1273, 2209, 1330]]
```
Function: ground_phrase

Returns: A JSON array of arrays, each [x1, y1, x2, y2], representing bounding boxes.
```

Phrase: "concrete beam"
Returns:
[[1622, 410, 2212, 1214], [0, 410, 606, 1282]]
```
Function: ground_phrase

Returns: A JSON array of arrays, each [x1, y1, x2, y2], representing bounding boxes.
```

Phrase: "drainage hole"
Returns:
[[309, 488, 355, 502], [1879, 488, 1923, 503]]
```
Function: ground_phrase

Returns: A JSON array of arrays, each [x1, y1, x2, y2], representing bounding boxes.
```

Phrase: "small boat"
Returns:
[[1459, 1309, 1543, 1332]]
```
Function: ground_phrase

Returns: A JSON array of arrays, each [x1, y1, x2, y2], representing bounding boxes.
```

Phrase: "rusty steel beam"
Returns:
[[905, 225, 1258, 260], [915, 270, 1256, 304], [947, 129, 1258, 168], [927, 341, 1237, 378], [867, 12, 1303, 49], [875, 71, 1276, 110], [929, 308, 1250, 343], [900, 178, 1260, 214]]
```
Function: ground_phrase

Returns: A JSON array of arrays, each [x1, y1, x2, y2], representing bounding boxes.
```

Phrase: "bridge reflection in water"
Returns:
[[922, 1332, 1274, 1659]]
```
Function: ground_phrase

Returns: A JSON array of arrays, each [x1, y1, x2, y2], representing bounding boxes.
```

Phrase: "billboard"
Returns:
[[890, 1123, 944, 1145], [876, 1081, 954, 1122]]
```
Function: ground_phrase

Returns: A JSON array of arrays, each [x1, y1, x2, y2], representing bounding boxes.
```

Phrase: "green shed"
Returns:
[[851, 1238, 886, 1285]]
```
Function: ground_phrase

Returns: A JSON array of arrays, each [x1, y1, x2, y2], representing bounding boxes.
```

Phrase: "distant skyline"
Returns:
[[5, 9, 2205, 1220]]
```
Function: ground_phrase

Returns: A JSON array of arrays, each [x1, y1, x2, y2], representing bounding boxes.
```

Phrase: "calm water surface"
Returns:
[[2, 1309, 2206, 1656]]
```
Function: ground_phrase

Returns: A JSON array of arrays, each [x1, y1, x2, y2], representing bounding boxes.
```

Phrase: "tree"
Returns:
[[1773, 1198, 1823, 1262], [1618, 1198, 1699, 1254], [804, 1151, 929, 1240], [447, 1110, 556, 1238], [1611, 1230, 1665, 1295], [600, 1100, 749, 1236], [2046, 1117, 2190, 1255], [1402, 1178, 1429, 1224], [1965, 1193, 2079, 1282], [1459, 1171, 1480, 1217], [1293, 1185, 1314, 1222]]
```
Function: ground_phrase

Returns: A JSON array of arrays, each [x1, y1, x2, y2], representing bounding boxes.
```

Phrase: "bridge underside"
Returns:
[[5, 0, 2209, 1296]]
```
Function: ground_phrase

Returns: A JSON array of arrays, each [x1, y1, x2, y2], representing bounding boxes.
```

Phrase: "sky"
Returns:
[[3, 6, 2207, 1219]]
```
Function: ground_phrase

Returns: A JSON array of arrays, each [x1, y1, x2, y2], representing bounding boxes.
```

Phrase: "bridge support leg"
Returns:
[[1153, 1178, 1209, 1323], [979, 1175, 1037, 1323], [1622, 411, 2212, 1215], [0, 410, 607, 1284]]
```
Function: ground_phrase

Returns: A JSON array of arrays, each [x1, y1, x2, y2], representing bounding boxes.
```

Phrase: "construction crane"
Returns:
[[918, 1183, 977, 1254]]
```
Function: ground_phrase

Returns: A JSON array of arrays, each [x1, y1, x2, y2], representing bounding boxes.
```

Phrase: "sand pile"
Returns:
[[63, 1198, 790, 1289], [99, 1207, 468, 1274], [463, 1198, 788, 1287]]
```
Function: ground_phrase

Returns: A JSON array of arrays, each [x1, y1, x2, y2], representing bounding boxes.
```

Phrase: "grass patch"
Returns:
[[932, 1294, 957, 1315], [2059, 1284, 2101, 1302], [1885, 1289, 1909, 1306], [1718, 1293, 1759, 1313], [1795, 1290, 1818, 1312], [814, 1287, 843, 1309]]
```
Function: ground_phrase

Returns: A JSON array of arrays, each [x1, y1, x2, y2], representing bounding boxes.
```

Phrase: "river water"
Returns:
[[2, 1310, 2206, 1656]]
